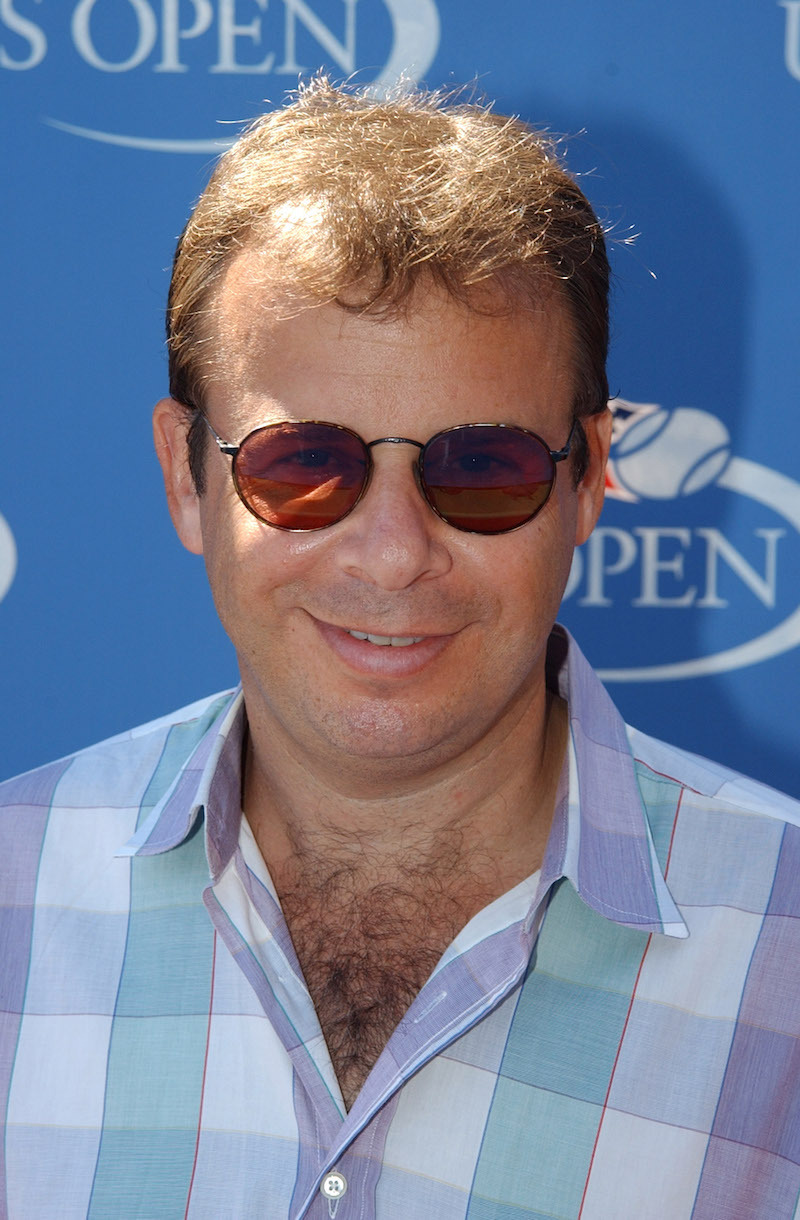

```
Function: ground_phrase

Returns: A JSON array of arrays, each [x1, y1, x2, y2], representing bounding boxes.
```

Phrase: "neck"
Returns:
[[243, 688, 568, 896]]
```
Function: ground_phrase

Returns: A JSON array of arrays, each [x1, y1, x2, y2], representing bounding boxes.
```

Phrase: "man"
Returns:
[[2, 80, 800, 1219]]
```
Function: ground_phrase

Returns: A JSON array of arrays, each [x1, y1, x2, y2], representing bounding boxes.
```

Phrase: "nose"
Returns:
[[333, 442, 452, 590]]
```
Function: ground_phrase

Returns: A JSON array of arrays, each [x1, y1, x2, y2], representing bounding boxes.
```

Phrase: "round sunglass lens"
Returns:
[[234, 422, 368, 529], [421, 426, 555, 533]]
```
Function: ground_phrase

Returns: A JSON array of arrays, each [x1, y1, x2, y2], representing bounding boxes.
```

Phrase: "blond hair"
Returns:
[[167, 79, 609, 488]]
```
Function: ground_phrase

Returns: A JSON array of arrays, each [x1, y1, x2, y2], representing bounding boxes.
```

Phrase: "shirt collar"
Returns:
[[119, 627, 686, 938], [118, 689, 245, 877], [541, 625, 687, 938]]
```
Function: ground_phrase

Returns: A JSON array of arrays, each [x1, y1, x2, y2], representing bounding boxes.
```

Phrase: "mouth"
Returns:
[[311, 614, 452, 676], [346, 629, 426, 647]]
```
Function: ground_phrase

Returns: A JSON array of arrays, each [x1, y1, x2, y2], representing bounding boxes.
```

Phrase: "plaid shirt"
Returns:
[[3, 626, 800, 1219]]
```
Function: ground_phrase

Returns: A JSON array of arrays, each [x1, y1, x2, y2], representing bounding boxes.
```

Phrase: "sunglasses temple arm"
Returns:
[[201, 413, 239, 457], [551, 418, 580, 463]]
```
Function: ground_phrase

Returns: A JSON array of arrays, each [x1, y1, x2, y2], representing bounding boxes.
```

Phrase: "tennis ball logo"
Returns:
[[612, 407, 732, 499], [0, 514, 17, 604]]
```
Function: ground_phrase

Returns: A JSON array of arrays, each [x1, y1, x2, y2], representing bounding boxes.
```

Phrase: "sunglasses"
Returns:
[[202, 416, 577, 535]]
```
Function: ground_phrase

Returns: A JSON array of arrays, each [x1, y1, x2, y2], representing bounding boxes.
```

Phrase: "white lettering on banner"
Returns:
[[0, 514, 17, 604], [152, 0, 359, 76], [211, 0, 274, 74], [0, 0, 46, 69], [780, 0, 800, 80], [695, 528, 784, 608], [156, 0, 213, 73], [3, 0, 438, 79], [569, 527, 785, 609], [276, 0, 357, 75], [1, 0, 373, 75], [633, 528, 696, 607], [566, 396, 800, 681], [6, 0, 440, 147], [568, 528, 637, 606], [72, 0, 158, 72]]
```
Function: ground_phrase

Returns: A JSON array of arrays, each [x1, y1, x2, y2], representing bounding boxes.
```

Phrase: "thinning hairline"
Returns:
[[178, 243, 578, 413]]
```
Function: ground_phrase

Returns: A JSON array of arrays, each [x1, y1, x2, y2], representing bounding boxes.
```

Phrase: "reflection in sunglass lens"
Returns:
[[421, 426, 555, 533], [234, 422, 368, 529]]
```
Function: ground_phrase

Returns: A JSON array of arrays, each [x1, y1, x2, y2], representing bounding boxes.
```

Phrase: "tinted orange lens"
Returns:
[[234, 422, 368, 530], [421, 426, 555, 533]]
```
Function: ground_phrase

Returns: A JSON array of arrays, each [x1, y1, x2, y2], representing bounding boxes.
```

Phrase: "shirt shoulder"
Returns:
[[0, 689, 238, 818], [627, 724, 800, 827]]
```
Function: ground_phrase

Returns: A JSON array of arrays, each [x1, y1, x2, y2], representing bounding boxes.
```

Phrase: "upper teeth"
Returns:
[[348, 630, 425, 647]]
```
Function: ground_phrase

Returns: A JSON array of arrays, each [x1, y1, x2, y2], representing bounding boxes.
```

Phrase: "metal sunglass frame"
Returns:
[[201, 415, 578, 535]]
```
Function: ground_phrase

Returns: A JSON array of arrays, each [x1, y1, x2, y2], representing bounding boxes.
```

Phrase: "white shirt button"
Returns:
[[320, 1171, 348, 1200]]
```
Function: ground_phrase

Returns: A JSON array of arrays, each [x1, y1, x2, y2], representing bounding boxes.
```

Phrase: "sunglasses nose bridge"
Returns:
[[359, 430, 423, 479], [362, 434, 427, 503], [365, 435, 425, 454]]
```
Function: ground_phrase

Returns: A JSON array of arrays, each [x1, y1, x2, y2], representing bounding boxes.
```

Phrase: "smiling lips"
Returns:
[[312, 615, 453, 676], [346, 630, 426, 647]]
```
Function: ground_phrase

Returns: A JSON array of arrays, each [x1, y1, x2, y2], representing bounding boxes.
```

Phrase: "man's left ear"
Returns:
[[574, 407, 613, 546], [153, 398, 204, 555]]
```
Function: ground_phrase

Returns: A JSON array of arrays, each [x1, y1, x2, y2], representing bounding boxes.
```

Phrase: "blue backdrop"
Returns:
[[2, 0, 799, 795]]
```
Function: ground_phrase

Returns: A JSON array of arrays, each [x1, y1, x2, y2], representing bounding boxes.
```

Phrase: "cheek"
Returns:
[[198, 488, 331, 632], [492, 499, 577, 618], [197, 483, 272, 630]]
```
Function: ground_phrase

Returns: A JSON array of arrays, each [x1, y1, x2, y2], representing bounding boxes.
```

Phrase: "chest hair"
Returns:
[[277, 850, 498, 1111]]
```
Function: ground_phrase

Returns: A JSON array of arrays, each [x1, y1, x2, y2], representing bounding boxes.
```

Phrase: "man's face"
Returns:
[[155, 264, 610, 783]]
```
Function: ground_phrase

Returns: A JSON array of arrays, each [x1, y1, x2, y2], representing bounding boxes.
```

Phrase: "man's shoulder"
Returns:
[[0, 689, 239, 813], [628, 723, 800, 829]]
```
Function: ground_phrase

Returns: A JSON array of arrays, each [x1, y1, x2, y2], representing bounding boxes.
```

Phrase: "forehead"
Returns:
[[206, 252, 577, 434]]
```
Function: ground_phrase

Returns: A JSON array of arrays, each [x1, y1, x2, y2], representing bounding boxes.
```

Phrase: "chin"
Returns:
[[316, 700, 460, 765]]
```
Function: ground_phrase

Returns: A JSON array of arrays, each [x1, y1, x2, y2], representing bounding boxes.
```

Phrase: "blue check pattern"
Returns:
[[3, 626, 800, 1218]]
